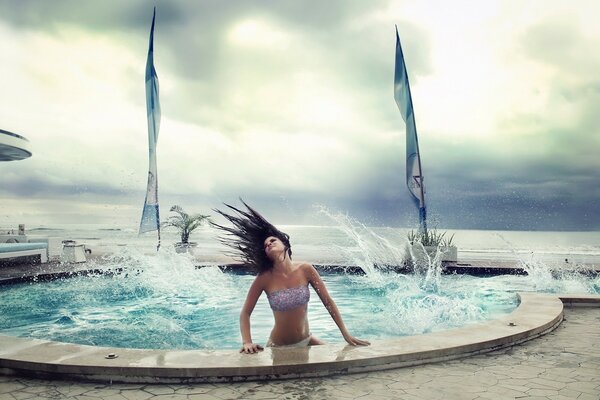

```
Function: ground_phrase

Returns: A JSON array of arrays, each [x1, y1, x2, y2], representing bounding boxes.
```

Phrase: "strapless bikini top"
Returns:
[[267, 285, 310, 312]]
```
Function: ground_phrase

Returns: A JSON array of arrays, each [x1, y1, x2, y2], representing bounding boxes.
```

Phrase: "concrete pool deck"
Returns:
[[1, 258, 598, 287]]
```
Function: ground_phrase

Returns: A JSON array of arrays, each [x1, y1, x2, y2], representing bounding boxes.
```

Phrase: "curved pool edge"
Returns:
[[2, 293, 598, 383]]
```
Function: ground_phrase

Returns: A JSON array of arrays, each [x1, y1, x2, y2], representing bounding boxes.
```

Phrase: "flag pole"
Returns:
[[157, 225, 161, 251]]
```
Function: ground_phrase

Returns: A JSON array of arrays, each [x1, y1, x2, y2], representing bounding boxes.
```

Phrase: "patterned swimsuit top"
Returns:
[[267, 285, 310, 312]]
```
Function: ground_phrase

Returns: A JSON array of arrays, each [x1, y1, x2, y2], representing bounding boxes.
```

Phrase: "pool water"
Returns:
[[1, 253, 596, 351]]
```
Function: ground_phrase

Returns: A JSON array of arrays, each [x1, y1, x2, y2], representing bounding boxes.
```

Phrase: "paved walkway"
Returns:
[[0, 307, 598, 400]]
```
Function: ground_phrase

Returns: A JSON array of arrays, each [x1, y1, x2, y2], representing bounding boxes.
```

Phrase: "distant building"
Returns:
[[0, 129, 32, 161]]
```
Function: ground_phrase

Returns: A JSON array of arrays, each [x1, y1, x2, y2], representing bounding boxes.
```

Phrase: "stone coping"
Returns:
[[1, 293, 598, 383]]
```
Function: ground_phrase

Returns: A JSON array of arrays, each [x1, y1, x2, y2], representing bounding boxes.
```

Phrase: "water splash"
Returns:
[[494, 232, 599, 294], [87, 246, 239, 302], [316, 205, 448, 292], [314, 206, 405, 278]]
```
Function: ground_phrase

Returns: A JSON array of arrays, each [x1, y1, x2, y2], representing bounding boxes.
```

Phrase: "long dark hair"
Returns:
[[211, 200, 292, 272]]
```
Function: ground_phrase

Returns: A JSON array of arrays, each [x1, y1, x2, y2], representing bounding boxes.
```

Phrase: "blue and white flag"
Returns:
[[139, 8, 161, 234], [393, 26, 427, 228]]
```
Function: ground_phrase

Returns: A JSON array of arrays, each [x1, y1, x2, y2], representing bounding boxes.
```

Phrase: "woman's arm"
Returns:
[[306, 264, 370, 346], [239, 275, 265, 354]]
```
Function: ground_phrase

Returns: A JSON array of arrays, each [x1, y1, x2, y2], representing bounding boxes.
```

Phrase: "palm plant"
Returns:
[[406, 228, 458, 265], [162, 205, 210, 244], [407, 228, 454, 247]]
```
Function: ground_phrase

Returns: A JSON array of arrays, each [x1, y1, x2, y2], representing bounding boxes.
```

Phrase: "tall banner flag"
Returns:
[[139, 7, 162, 247], [393, 25, 427, 232]]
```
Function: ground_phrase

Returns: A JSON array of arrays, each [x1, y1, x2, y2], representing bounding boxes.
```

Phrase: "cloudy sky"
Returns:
[[0, 0, 598, 231]]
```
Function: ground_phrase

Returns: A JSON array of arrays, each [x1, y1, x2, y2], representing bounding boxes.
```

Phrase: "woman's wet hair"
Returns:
[[211, 200, 292, 273]]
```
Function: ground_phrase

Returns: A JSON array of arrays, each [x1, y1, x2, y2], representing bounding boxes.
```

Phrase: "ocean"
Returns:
[[5, 222, 600, 268]]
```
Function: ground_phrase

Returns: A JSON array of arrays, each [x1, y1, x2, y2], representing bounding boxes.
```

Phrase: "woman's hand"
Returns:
[[240, 342, 264, 354], [343, 334, 371, 346]]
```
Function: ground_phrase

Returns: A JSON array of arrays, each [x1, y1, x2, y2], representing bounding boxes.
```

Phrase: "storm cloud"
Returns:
[[0, 0, 598, 231]]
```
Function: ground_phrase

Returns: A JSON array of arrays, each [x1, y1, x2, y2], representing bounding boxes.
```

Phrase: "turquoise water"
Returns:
[[1, 216, 599, 350], [0, 249, 597, 349]]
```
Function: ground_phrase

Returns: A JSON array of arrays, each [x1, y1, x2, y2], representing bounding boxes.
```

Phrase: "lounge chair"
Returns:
[[0, 242, 48, 264]]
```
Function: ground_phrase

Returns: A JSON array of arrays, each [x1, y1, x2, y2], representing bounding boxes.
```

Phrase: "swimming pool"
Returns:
[[1, 252, 596, 350]]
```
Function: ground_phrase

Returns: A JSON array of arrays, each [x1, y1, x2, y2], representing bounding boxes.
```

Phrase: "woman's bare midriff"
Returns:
[[268, 305, 309, 346]]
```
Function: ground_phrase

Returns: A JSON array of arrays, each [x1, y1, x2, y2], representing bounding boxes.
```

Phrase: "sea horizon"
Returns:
[[2, 221, 599, 233], [2, 223, 599, 267]]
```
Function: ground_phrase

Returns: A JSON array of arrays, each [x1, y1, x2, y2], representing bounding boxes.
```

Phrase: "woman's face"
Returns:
[[264, 236, 285, 259]]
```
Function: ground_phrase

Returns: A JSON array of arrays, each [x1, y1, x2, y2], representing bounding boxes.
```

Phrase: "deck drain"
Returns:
[[105, 353, 118, 359]]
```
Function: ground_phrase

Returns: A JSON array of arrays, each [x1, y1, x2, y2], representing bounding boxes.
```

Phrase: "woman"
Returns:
[[212, 200, 370, 354]]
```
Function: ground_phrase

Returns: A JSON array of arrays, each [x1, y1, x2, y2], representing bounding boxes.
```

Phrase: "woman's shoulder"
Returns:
[[294, 262, 318, 276], [254, 271, 271, 285], [294, 261, 314, 269]]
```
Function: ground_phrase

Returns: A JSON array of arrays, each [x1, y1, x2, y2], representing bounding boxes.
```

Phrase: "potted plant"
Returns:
[[406, 228, 457, 265], [162, 205, 210, 253]]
